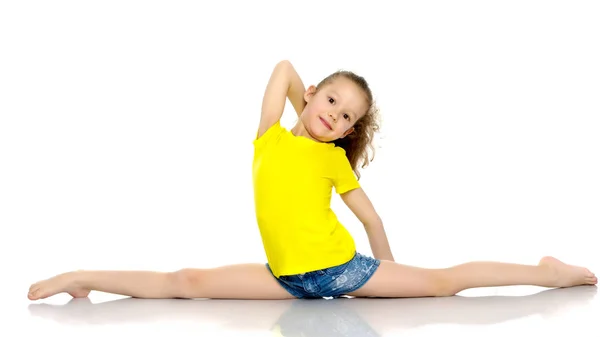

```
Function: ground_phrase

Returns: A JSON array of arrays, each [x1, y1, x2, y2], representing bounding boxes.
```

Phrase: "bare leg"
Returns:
[[348, 256, 597, 298], [28, 264, 296, 301]]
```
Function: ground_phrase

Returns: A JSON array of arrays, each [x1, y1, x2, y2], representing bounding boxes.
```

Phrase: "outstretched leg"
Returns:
[[28, 264, 296, 301], [347, 256, 597, 298]]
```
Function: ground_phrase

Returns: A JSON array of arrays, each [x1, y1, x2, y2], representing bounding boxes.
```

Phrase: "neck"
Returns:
[[291, 120, 321, 143]]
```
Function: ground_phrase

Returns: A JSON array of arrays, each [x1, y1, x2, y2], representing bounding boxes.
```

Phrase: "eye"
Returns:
[[343, 113, 350, 120], [328, 97, 335, 104]]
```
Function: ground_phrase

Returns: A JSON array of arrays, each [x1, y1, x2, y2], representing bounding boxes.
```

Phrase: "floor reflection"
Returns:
[[28, 285, 597, 336]]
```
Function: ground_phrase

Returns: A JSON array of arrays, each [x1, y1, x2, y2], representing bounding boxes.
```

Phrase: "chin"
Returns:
[[311, 126, 333, 141]]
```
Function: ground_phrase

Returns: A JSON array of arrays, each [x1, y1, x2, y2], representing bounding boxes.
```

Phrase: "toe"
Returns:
[[28, 288, 39, 300]]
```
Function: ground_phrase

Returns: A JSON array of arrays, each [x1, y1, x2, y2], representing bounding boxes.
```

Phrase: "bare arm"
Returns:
[[363, 222, 394, 262], [257, 60, 306, 138], [340, 188, 395, 261], [285, 64, 307, 117]]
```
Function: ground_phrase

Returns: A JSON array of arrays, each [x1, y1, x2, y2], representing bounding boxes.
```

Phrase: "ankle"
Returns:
[[66, 270, 86, 288], [538, 263, 558, 287]]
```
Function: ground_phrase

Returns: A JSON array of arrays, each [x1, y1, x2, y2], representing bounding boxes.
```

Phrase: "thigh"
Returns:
[[346, 260, 450, 298], [178, 263, 296, 300]]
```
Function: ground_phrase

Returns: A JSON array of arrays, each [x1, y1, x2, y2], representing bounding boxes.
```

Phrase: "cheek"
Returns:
[[301, 107, 316, 124], [304, 104, 320, 117]]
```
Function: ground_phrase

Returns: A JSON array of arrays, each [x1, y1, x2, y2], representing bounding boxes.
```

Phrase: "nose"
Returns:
[[328, 112, 337, 121]]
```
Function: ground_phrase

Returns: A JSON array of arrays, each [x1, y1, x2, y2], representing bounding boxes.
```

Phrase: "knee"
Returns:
[[431, 271, 459, 297], [169, 268, 206, 298]]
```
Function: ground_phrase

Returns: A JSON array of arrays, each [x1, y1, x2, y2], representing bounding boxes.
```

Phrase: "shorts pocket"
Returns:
[[323, 263, 348, 276]]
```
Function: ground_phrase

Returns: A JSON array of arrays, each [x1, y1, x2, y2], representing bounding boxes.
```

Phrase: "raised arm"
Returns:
[[340, 187, 395, 262], [257, 60, 306, 138]]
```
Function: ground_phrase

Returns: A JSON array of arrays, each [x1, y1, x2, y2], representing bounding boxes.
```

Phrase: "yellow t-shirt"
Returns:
[[252, 121, 360, 277]]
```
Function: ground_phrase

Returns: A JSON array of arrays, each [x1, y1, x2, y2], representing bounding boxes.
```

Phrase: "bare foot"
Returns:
[[28, 271, 91, 301], [539, 256, 598, 288]]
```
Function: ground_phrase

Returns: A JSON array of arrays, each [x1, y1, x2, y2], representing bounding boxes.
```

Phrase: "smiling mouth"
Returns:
[[319, 117, 332, 130]]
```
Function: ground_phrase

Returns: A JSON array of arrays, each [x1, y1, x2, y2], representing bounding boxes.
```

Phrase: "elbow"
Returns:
[[277, 59, 293, 69]]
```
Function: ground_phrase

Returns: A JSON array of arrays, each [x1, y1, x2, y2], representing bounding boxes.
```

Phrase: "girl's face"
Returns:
[[300, 78, 369, 143]]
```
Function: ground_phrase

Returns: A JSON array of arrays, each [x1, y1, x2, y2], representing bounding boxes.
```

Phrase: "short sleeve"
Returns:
[[332, 148, 361, 194], [253, 121, 284, 151]]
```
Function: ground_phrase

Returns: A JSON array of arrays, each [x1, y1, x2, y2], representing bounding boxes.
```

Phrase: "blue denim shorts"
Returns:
[[265, 252, 381, 299]]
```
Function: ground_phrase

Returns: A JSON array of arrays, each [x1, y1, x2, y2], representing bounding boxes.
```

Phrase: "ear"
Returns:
[[341, 127, 355, 138], [303, 85, 317, 102]]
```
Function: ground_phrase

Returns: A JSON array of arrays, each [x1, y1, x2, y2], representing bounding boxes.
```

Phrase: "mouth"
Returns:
[[319, 117, 332, 130]]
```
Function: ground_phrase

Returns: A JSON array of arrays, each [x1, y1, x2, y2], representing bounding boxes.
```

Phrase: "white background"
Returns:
[[1, 1, 599, 335]]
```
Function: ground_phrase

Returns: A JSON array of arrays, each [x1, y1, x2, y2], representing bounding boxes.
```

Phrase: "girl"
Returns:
[[28, 60, 597, 301]]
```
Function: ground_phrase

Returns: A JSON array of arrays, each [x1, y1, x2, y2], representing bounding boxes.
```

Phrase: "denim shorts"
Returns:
[[265, 252, 381, 299]]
